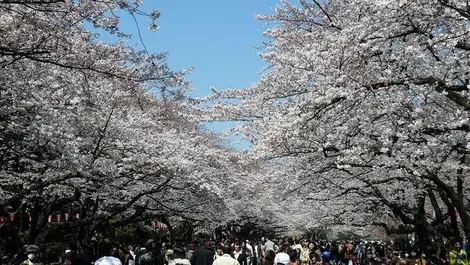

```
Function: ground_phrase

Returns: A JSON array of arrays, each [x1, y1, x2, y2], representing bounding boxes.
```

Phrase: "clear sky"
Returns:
[[115, 1, 280, 149], [123, 1, 278, 96]]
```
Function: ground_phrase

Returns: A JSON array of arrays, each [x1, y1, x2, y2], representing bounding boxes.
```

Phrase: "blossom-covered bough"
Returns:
[[202, 0, 470, 247], [0, 0, 238, 245]]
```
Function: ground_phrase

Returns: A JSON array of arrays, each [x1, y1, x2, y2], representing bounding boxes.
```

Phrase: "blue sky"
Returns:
[[123, 1, 278, 96], [114, 1, 280, 149]]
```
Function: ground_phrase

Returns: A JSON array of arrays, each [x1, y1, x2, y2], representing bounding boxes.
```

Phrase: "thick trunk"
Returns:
[[415, 193, 432, 253], [426, 172, 470, 240], [438, 189, 461, 241]]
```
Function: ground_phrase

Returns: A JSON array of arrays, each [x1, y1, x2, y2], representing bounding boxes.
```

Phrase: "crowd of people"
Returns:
[[1, 237, 469, 265]]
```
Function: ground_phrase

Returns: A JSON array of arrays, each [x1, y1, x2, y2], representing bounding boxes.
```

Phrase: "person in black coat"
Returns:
[[190, 242, 214, 265]]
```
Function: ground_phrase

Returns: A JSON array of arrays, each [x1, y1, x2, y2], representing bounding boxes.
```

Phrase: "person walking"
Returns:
[[299, 243, 310, 265], [169, 248, 191, 265], [212, 245, 240, 265], [449, 242, 468, 265], [234, 243, 247, 265], [246, 241, 254, 265], [190, 241, 215, 265], [274, 244, 290, 265], [21, 245, 43, 265]]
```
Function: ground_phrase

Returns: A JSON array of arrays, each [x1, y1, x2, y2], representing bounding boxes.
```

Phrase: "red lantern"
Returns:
[[48, 215, 52, 223], [65, 213, 69, 222], [152, 221, 168, 231], [9, 213, 14, 221], [56, 214, 62, 222]]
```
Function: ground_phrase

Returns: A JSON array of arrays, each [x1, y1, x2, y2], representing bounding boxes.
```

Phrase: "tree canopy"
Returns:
[[202, 0, 470, 247], [2, 0, 470, 250]]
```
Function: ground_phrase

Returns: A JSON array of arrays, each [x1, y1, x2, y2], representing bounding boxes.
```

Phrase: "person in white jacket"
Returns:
[[213, 245, 240, 265], [245, 241, 254, 265]]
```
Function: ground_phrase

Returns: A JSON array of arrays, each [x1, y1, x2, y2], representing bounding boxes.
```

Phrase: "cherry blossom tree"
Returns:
[[0, 0, 236, 245], [201, 0, 470, 245]]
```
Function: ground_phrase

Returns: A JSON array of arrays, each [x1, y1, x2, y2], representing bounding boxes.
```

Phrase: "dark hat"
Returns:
[[26, 245, 39, 253]]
